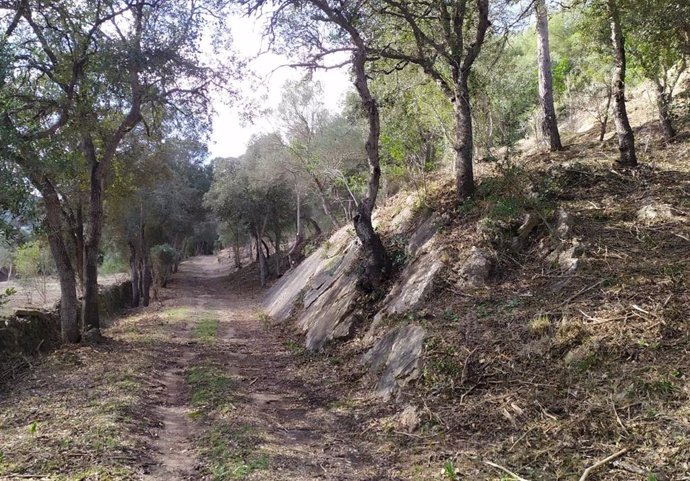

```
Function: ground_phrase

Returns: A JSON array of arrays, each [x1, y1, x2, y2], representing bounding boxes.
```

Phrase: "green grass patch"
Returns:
[[193, 317, 219, 341], [186, 366, 235, 410], [164, 307, 190, 321], [200, 425, 268, 480]]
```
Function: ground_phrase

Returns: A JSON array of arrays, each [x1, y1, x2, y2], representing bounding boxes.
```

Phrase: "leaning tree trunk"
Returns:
[[37, 176, 80, 343], [608, 0, 637, 166], [312, 174, 339, 228], [535, 0, 563, 151], [273, 229, 282, 277], [654, 81, 676, 141], [454, 74, 475, 199], [351, 47, 391, 287]]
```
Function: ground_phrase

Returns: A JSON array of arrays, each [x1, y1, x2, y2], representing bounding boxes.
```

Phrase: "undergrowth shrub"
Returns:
[[150, 244, 177, 289], [14, 240, 54, 304]]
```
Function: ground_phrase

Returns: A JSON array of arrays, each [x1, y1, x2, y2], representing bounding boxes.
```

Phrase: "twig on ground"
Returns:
[[484, 460, 532, 481], [578, 448, 629, 481], [549, 279, 606, 313]]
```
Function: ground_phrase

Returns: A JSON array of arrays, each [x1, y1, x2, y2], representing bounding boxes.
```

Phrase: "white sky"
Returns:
[[208, 14, 353, 159]]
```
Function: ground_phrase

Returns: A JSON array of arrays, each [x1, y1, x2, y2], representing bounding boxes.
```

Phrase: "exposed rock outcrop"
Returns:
[[264, 227, 362, 350], [264, 206, 441, 400], [362, 323, 426, 401]]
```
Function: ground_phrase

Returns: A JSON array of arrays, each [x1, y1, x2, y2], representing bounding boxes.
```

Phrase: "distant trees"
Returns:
[[374, 0, 491, 199], [0, 0, 231, 341], [205, 135, 296, 287], [106, 135, 216, 306], [625, 0, 689, 141]]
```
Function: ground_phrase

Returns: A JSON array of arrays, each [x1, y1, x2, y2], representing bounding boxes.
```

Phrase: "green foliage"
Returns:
[[100, 252, 127, 275], [0, 287, 15, 308], [14, 241, 54, 278], [442, 459, 459, 481], [150, 244, 177, 288]]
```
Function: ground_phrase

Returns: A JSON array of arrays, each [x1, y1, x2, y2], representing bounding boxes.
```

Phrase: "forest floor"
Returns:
[[0, 256, 397, 481]]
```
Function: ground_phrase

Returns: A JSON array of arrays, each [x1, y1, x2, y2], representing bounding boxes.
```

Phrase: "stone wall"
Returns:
[[0, 280, 133, 359]]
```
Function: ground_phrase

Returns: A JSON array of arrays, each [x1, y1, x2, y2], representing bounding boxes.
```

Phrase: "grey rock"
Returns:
[[637, 201, 679, 225], [263, 227, 355, 324], [397, 405, 421, 432], [363, 324, 426, 401], [555, 207, 574, 240], [512, 212, 540, 249], [458, 247, 495, 287]]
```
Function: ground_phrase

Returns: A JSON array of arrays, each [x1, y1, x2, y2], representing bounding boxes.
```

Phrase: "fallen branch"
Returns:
[[484, 461, 531, 481], [578, 448, 629, 481]]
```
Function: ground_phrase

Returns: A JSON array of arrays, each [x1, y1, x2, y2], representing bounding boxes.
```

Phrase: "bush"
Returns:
[[14, 240, 54, 304], [100, 251, 127, 275], [150, 244, 177, 288]]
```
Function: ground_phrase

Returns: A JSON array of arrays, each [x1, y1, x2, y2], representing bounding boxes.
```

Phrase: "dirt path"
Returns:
[[143, 256, 390, 481], [0, 256, 398, 480]]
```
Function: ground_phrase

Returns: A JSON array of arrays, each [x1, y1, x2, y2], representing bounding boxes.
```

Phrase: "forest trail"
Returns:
[[0, 256, 393, 481], [140, 255, 388, 481]]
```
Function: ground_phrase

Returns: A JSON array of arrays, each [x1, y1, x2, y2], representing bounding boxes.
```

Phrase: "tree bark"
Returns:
[[599, 85, 613, 142], [82, 158, 103, 334], [128, 242, 140, 307], [141, 253, 151, 307], [535, 0, 563, 151], [233, 242, 241, 269], [74, 204, 85, 291], [273, 229, 282, 277], [36, 176, 80, 343], [654, 81, 676, 140], [454, 75, 475, 199], [352, 47, 391, 286], [608, 0, 637, 166], [256, 234, 268, 288]]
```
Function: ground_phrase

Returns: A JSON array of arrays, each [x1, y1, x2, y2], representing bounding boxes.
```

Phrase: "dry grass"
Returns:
[[0, 311, 188, 480], [272, 107, 690, 480]]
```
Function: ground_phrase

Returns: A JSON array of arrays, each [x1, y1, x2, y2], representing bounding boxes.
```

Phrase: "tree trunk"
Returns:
[[273, 229, 282, 277], [654, 81, 676, 140], [37, 177, 80, 343], [128, 242, 140, 307], [233, 243, 241, 269], [535, 0, 563, 151], [351, 47, 391, 287], [82, 161, 103, 334], [141, 253, 151, 307], [599, 85, 613, 142], [256, 234, 268, 288], [608, 0, 637, 166], [454, 75, 475, 199]]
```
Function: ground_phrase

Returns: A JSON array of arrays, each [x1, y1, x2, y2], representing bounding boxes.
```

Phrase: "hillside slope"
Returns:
[[263, 106, 690, 479]]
